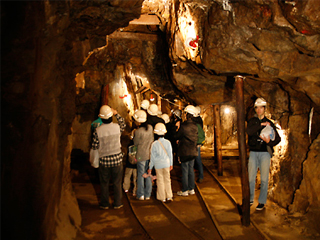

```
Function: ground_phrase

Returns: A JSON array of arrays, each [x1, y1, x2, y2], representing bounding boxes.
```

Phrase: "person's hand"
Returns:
[[111, 108, 118, 115], [176, 121, 180, 130], [260, 135, 270, 143], [147, 169, 151, 175], [261, 122, 270, 126], [170, 166, 173, 171]]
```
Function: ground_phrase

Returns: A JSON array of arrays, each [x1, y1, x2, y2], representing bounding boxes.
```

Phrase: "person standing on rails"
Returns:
[[146, 104, 165, 128], [148, 123, 173, 202], [246, 98, 281, 211], [133, 110, 154, 201], [193, 106, 205, 183], [175, 105, 198, 197], [92, 105, 126, 209]]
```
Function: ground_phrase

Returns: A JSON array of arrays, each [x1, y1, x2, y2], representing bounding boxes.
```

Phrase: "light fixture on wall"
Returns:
[[224, 107, 230, 114]]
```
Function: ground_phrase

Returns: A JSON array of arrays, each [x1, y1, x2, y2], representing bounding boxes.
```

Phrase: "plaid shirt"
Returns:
[[92, 114, 126, 167]]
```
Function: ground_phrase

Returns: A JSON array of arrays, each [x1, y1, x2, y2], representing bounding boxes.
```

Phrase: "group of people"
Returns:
[[91, 97, 281, 212], [91, 99, 205, 209]]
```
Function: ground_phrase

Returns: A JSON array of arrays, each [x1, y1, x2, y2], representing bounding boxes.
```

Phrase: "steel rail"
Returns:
[[203, 164, 272, 240]]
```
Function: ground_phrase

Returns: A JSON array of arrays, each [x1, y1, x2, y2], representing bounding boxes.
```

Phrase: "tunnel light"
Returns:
[[150, 93, 155, 101], [224, 107, 230, 114]]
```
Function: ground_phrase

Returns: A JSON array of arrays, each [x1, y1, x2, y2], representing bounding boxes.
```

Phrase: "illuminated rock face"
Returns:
[[1, 0, 320, 239]]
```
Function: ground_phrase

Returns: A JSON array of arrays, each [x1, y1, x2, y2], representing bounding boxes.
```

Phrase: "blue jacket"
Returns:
[[150, 138, 173, 170]]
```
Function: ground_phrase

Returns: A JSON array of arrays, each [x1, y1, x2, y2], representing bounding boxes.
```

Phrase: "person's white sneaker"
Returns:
[[188, 189, 195, 195], [177, 191, 188, 196], [137, 196, 144, 200]]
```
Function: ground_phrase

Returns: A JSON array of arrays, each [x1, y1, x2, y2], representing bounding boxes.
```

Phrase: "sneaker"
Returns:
[[161, 199, 166, 202], [145, 197, 150, 200], [188, 189, 195, 195], [124, 190, 129, 193], [137, 196, 144, 200], [177, 191, 188, 196], [197, 178, 203, 183], [114, 204, 123, 209], [99, 205, 109, 210], [133, 193, 136, 197], [256, 203, 265, 210], [166, 198, 173, 202], [250, 201, 253, 206]]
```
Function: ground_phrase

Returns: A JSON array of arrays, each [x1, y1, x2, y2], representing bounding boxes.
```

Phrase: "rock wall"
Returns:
[[1, 1, 144, 239]]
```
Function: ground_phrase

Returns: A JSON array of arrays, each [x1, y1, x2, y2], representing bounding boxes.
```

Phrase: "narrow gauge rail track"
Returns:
[[125, 191, 204, 240], [124, 163, 269, 240], [124, 165, 223, 240], [201, 163, 271, 240]]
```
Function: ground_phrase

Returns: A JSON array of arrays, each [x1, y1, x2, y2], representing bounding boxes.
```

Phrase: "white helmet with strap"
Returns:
[[147, 104, 159, 116], [184, 105, 197, 116], [254, 98, 267, 107], [133, 110, 147, 123], [161, 114, 170, 124], [141, 100, 150, 110], [154, 123, 167, 135], [172, 109, 182, 118], [98, 105, 113, 119]]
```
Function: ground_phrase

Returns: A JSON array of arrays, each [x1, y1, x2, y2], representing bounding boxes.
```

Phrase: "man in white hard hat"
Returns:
[[246, 98, 281, 211], [146, 103, 165, 128], [140, 99, 150, 111], [192, 106, 205, 183], [91, 105, 126, 210], [175, 105, 198, 197]]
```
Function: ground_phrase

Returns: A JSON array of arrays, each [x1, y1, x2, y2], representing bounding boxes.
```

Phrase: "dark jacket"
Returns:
[[193, 116, 203, 128], [147, 115, 165, 128], [175, 118, 198, 162], [246, 116, 281, 155]]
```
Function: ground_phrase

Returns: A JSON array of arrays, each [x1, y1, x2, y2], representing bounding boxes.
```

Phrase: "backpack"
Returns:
[[197, 124, 205, 145]]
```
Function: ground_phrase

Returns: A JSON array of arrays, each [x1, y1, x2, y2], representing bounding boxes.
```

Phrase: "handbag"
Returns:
[[89, 149, 99, 168], [128, 145, 137, 165]]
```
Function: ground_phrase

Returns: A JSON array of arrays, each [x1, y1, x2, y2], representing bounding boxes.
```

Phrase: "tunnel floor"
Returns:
[[72, 146, 319, 240]]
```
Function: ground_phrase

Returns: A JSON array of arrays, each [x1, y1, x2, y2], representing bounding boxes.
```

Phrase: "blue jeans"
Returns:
[[195, 145, 203, 179], [137, 160, 152, 198], [248, 151, 271, 204], [99, 164, 123, 208], [181, 159, 195, 192]]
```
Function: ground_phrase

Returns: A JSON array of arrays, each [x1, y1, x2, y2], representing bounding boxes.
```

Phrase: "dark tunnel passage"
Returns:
[[1, 1, 320, 239]]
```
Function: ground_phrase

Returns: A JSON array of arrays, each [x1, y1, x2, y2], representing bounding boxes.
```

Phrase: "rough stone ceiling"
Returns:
[[76, 0, 320, 106]]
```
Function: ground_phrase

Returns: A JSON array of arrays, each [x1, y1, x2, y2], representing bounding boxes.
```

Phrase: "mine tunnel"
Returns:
[[1, 0, 320, 239]]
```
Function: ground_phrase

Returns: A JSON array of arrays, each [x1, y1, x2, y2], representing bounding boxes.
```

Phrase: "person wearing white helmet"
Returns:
[[91, 105, 126, 209], [133, 110, 154, 201], [146, 104, 165, 128], [175, 105, 198, 197], [192, 106, 205, 183], [148, 123, 173, 202], [246, 98, 281, 211], [140, 99, 150, 111]]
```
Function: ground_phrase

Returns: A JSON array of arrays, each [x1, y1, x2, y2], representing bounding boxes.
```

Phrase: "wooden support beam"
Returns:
[[108, 32, 159, 41], [101, 84, 109, 106], [235, 75, 250, 226], [213, 105, 223, 176], [129, 14, 160, 25]]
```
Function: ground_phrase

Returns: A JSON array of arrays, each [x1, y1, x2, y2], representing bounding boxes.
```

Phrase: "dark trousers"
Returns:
[[99, 164, 123, 207]]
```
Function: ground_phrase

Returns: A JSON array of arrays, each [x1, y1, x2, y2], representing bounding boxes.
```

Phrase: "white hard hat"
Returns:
[[141, 100, 150, 110], [172, 109, 182, 118], [184, 105, 197, 116], [133, 110, 147, 123], [154, 123, 167, 135], [157, 110, 162, 117], [98, 105, 113, 119], [195, 106, 201, 117], [147, 104, 159, 116], [254, 98, 267, 107], [161, 114, 170, 124]]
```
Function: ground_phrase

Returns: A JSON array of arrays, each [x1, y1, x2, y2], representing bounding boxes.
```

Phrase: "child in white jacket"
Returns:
[[148, 123, 173, 202]]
